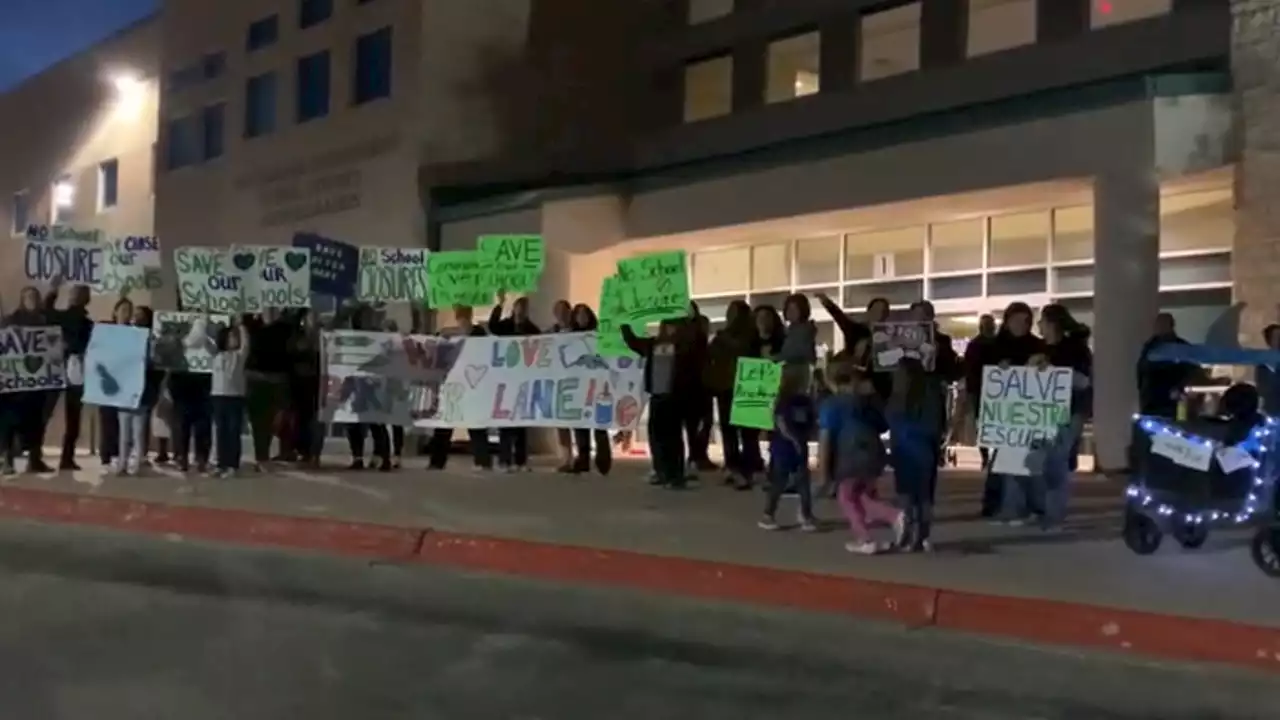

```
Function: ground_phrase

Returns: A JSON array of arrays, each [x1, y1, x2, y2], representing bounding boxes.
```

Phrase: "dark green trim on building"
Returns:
[[431, 66, 1229, 224]]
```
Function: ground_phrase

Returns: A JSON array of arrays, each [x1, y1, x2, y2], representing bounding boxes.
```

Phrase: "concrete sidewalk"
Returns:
[[0, 455, 1276, 672]]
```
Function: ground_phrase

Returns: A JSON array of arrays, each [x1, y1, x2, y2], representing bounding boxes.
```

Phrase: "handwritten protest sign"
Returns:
[[96, 235, 163, 295], [359, 247, 429, 303], [176, 247, 246, 313], [152, 311, 229, 372], [1149, 431, 1214, 471], [25, 224, 100, 243], [871, 321, 935, 371], [83, 324, 148, 409], [729, 358, 783, 430], [293, 233, 359, 298], [426, 251, 493, 308], [321, 331, 645, 429], [478, 234, 543, 292], [235, 245, 311, 310], [595, 275, 635, 358], [23, 239, 103, 285], [615, 251, 689, 324], [978, 365, 1072, 447], [0, 326, 65, 393]]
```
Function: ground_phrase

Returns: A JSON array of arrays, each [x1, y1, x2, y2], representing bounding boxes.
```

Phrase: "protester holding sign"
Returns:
[[5, 286, 59, 473], [426, 306, 493, 472], [976, 302, 1044, 519], [243, 310, 295, 469], [568, 304, 613, 476], [195, 315, 251, 478], [707, 300, 757, 489], [488, 292, 541, 473], [111, 306, 164, 476], [622, 320, 695, 488], [41, 277, 94, 470]]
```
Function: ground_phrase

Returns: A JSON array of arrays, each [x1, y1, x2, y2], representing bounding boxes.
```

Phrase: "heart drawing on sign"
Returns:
[[232, 253, 256, 271], [284, 251, 309, 272], [22, 356, 43, 374], [463, 365, 488, 389]]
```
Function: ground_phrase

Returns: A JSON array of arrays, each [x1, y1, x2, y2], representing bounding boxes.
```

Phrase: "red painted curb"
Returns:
[[0, 485, 1275, 673], [418, 531, 939, 626], [0, 487, 423, 560], [934, 591, 1280, 673]]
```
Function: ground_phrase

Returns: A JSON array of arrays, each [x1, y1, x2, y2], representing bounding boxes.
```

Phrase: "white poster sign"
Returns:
[[320, 331, 647, 429]]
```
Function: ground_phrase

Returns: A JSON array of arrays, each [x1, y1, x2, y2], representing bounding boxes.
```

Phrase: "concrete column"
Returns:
[[1092, 170, 1161, 470], [1231, 0, 1280, 342]]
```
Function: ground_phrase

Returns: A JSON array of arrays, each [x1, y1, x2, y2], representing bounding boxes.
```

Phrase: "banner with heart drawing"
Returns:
[[0, 326, 66, 394], [319, 331, 646, 429], [175, 246, 311, 313]]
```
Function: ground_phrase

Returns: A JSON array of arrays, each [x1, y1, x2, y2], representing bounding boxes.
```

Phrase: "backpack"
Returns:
[[833, 400, 888, 481]]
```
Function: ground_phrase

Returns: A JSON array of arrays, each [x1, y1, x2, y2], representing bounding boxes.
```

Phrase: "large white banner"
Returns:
[[320, 331, 646, 429]]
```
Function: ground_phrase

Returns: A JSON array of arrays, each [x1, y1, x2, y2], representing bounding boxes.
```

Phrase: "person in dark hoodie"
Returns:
[[816, 294, 893, 401], [684, 303, 716, 474], [905, 299, 962, 500], [428, 305, 492, 471], [751, 305, 786, 476], [41, 278, 93, 470], [963, 314, 997, 469], [242, 309, 294, 470], [980, 301, 1045, 519], [489, 292, 541, 472], [1001, 304, 1092, 532], [1136, 312, 1194, 418], [164, 306, 214, 474], [622, 317, 696, 488], [706, 299, 756, 489], [5, 285, 57, 473], [568, 303, 612, 476]]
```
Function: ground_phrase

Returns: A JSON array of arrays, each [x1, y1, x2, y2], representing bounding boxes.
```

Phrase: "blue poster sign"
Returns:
[[82, 324, 148, 409], [292, 232, 358, 298]]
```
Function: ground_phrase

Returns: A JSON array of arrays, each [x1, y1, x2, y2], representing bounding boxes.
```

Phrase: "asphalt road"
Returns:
[[0, 521, 1273, 719]]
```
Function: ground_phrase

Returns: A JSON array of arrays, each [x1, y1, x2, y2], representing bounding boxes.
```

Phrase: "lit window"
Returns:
[[300, 0, 333, 29], [765, 32, 820, 104], [860, 2, 921, 82], [929, 219, 984, 273], [297, 50, 331, 123], [98, 159, 119, 211], [11, 191, 28, 236], [1160, 189, 1233, 255], [51, 175, 75, 225], [1052, 206, 1094, 263], [846, 227, 925, 280], [688, 0, 733, 24], [691, 247, 748, 295], [202, 103, 225, 160], [246, 15, 279, 51], [244, 73, 278, 138], [989, 212, 1049, 268], [682, 55, 733, 122], [353, 27, 393, 105], [967, 0, 1036, 58], [1091, 0, 1171, 28]]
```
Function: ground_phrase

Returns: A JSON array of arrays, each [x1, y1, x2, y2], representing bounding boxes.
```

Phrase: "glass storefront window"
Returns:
[[844, 280, 922, 310], [1159, 253, 1231, 288], [988, 268, 1047, 296], [683, 55, 733, 123], [930, 274, 983, 300], [751, 242, 792, 289], [691, 246, 747, 295], [1053, 266, 1094, 294], [989, 211, 1048, 267], [1052, 206, 1093, 263], [859, 2, 921, 82], [845, 226, 924, 280], [796, 235, 841, 285], [930, 218, 984, 273], [966, 0, 1035, 58], [1160, 189, 1232, 255], [766, 32, 820, 104], [1091, 0, 1171, 29]]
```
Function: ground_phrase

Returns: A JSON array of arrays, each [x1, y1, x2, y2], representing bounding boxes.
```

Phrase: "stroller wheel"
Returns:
[[1171, 521, 1209, 550], [1123, 510, 1162, 555], [1250, 527, 1280, 578]]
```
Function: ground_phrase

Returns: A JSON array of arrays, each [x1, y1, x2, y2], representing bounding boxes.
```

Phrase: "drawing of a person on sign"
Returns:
[[871, 321, 935, 372]]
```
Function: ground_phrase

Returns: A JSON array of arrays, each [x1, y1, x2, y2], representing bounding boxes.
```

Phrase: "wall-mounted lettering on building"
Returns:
[[234, 135, 398, 228]]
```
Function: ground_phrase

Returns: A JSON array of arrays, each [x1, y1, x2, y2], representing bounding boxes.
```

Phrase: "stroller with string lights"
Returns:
[[1129, 342, 1280, 577]]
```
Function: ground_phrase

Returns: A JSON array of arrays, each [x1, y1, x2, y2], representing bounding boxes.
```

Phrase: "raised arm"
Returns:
[[184, 315, 216, 352], [236, 318, 251, 355], [620, 324, 654, 356], [814, 292, 863, 344]]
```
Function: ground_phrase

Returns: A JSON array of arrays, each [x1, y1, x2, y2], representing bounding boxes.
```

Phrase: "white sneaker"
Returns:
[[799, 519, 819, 533], [892, 513, 908, 548], [126, 459, 142, 476], [845, 541, 882, 555], [1004, 518, 1026, 528], [757, 517, 781, 531]]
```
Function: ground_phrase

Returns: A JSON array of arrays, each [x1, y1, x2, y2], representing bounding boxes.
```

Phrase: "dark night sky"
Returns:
[[0, 0, 158, 91]]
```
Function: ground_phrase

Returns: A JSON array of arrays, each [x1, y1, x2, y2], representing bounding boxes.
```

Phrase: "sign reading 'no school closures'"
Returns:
[[359, 247, 429, 303], [320, 331, 646, 430]]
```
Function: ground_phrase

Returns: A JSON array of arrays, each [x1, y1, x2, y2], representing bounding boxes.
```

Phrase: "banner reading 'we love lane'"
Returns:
[[320, 331, 646, 430]]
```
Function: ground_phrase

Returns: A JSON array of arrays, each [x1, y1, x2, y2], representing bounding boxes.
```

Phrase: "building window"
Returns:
[[1052, 206, 1094, 263], [682, 55, 733, 123], [165, 115, 199, 170], [97, 159, 119, 211], [247, 15, 279, 51], [846, 226, 925, 281], [353, 27, 393, 104], [202, 103, 225, 160], [751, 243, 792, 289], [244, 73, 277, 138], [860, 2, 921, 82], [167, 64, 200, 93], [202, 51, 227, 80], [929, 218, 984, 273], [989, 211, 1048, 268], [51, 175, 75, 225], [11, 191, 28, 236], [967, 0, 1036, 58], [297, 51, 331, 122], [688, 0, 733, 24], [691, 247, 747, 295], [1091, 0, 1171, 28], [796, 236, 841, 285], [765, 31, 820, 104], [300, 0, 334, 29], [1160, 189, 1232, 256]]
